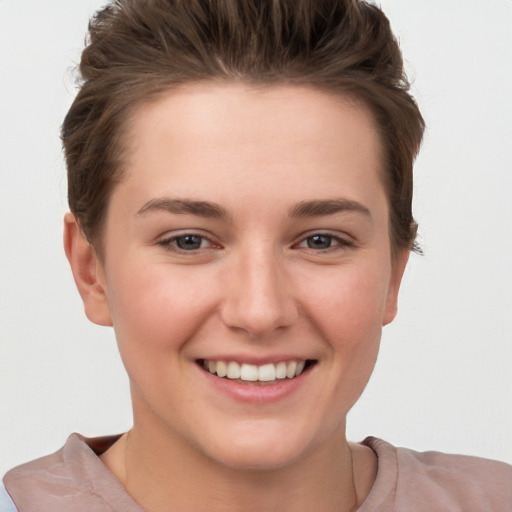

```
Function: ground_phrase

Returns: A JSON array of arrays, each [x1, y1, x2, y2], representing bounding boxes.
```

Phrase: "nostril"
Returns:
[[219, 270, 298, 336]]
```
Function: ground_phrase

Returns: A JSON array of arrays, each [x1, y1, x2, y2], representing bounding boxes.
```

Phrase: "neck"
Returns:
[[103, 421, 360, 512]]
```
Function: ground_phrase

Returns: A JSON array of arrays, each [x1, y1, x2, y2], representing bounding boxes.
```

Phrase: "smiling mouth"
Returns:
[[198, 359, 316, 384]]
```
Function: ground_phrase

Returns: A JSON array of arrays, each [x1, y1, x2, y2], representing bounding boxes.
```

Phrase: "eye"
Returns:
[[295, 232, 353, 252], [158, 233, 214, 252], [174, 234, 208, 250], [304, 234, 335, 250]]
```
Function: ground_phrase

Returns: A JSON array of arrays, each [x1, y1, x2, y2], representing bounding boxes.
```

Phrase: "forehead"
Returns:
[[116, 82, 382, 212], [122, 82, 384, 184]]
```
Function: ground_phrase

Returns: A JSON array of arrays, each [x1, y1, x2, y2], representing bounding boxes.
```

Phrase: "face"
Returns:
[[78, 83, 407, 470]]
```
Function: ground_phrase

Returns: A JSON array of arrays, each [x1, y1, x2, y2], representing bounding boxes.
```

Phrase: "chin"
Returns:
[[211, 444, 303, 472], [200, 420, 325, 472]]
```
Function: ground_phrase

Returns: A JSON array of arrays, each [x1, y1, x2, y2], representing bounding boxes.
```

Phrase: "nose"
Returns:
[[220, 247, 298, 338]]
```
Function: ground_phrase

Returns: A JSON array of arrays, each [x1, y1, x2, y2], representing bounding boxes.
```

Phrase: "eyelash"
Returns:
[[294, 233, 354, 252], [157, 231, 353, 255], [157, 233, 217, 253]]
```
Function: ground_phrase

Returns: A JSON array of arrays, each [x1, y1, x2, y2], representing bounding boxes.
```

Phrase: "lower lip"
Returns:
[[199, 365, 311, 403]]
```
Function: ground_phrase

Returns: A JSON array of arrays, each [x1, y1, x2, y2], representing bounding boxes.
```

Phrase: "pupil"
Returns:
[[307, 235, 332, 249], [177, 235, 202, 250]]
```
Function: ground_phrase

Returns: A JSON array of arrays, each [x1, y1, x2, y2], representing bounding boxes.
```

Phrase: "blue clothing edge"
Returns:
[[0, 483, 17, 512]]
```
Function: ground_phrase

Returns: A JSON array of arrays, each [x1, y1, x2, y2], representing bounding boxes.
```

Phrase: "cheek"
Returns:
[[104, 262, 217, 356], [103, 264, 219, 407], [299, 262, 390, 346], [298, 263, 389, 399]]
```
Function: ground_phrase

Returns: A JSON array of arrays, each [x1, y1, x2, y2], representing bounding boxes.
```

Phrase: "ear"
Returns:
[[382, 248, 410, 326], [63, 212, 113, 326]]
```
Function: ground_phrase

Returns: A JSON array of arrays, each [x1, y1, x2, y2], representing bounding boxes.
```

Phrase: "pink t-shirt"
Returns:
[[4, 434, 512, 511]]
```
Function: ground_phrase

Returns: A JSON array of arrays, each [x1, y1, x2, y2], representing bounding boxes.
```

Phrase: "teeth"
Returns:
[[295, 360, 305, 377], [227, 361, 241, 379], [275, 362, 287, 379], [258, 363, 275, 382], [286, 361, 297, 378], [240, 363, 258, 381], [216, 360, 228, 377], [203, 359, 309, 382]]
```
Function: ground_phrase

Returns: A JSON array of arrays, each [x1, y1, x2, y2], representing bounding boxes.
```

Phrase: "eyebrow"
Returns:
[[136, 197, 370, 220], [136, 198, 230, 219], [288, 198, 371, 218]]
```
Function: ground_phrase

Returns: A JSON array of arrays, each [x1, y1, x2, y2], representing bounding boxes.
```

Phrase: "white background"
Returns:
[[1, 0, 511, 477]]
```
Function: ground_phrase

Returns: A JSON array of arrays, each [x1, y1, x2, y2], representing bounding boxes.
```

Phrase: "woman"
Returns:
[[2, 0, 511, 510]]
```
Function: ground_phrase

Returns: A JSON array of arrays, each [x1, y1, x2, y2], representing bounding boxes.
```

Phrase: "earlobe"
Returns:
[[63, 212, 113, 326], [382, 248, 410, 326]]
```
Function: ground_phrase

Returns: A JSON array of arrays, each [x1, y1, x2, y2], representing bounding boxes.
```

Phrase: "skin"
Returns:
[[65, 83, 409, 511]]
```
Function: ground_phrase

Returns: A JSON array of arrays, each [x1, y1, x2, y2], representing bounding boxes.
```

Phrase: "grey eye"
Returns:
[[175, 235, 205, 250], [306, 235, 333, 249]]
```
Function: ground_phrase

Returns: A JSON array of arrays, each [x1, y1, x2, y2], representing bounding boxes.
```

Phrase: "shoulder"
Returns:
[[361, 437, 512, 511], [0, 484, 17, 512], [3, 433, 141, 512], [4, 433, 101, 493]]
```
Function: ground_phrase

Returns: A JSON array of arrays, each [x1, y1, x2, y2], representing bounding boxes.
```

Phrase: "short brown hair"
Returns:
[[63, 0, 425, 254]]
